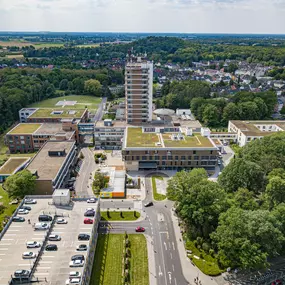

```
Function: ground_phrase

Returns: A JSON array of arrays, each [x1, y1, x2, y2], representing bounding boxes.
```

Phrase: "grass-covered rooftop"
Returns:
[[29, 108, 85, 118], [126, 127, 160, 147], [9, 123, 41, 134], [0, 157, 29, 174]]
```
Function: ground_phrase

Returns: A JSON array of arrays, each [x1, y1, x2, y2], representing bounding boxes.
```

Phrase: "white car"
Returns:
[[69, 272, 81, 278], [26, 241, 41, 248], [24, 199, 37, 204], [69, 260, 85, 267], [56, 218, 67, 224], [87, 198, 96, 203], [86, 208, 94, 212], [34, 223, 49, 230], [18, 209, 29, 215], [22, 252, 36, 259], [65, 278, 81, 285], [48, 234, 61, 241]]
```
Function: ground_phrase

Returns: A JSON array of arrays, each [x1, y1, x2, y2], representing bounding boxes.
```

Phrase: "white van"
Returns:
[[34, 223, 49, 230]]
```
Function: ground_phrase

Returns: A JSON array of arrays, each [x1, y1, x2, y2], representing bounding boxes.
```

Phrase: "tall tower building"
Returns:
[[125, 54, 153, 124]]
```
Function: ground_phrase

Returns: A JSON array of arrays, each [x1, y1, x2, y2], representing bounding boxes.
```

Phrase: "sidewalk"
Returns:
[[145, 234, 157, 285], [171, 210, 219, 285], [99, 208, 147, 222]]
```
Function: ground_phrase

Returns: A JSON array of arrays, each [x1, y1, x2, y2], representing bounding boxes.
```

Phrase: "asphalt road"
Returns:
[[92, 97, 107, 122], [100, 178, 189, 285]]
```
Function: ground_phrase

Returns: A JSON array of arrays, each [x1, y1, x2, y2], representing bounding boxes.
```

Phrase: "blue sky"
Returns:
[[0, 0, 284, 33]]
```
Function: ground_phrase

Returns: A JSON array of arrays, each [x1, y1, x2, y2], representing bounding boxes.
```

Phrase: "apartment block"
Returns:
[[228, 120, 285, 146], [6, 123, 75, 153], [27, 141, 77, 194], [122, 127, 219, 171], [125, 55, 153, 124]]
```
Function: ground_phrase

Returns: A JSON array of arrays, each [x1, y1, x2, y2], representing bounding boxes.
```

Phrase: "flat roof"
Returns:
[[27, 141, 75, 180], [29, 108, 86, 119], [125, 127, 215, 148], [0, 197, 98, 285], [34, 123, 74, 139], [0, 157, 30, 175], [9, 123, 41, 134]]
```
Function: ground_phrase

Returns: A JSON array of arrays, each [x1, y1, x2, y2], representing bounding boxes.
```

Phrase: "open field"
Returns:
[[0, 186, 18, 232], [100, 211, 140, 221], [151, 176, 166, 201], [127, 127, 160, 147], [76, 44, 100, 48], [91, 234, 149, 285], [0, 157, 29, 174], [29, 95, 101, 112], [6, 54, 24, 59], [9, 123, 41, 134], [0, 41, 64, 49]]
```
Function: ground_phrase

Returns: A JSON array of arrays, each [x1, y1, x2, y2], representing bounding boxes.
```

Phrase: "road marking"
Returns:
[[8, 230, 19, 232], [0, 254, 6, 255], [42, 256, 54, 258], [39, 261, 52, 264], [170, 253, 173, 259], [172, 242, 175, 251], [158, 266, 163, 276], [37, 267, 51, 269], [168, 272, 172, 284], [0, 249, 8, 251], [159, 231, 168, 285], [175, 278, 177, 285], [0, 244, 11, 246], [18, 264, 31, 266], [4, 234, 16, 236], [172, 264, 174, 271], [164, 242, 167, 251], [1, 239, 13, 241], [34, 273, 49, 276]]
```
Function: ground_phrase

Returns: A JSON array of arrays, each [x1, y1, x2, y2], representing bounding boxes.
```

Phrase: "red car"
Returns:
[[135, 226, 145, 232], [84, 218, 93, 224]]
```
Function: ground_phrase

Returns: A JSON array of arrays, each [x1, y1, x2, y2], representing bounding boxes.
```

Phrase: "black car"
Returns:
[[78, 234, 90, 241], [144, 201, 154, 207], [12, 216, 25, 222], [14, 270, 30, 277], [45, 244, 58, 251], [38, 215, 52, 222], [21, 206, 32, 211], [71, 254, 85, 261], [84, 210, 95, 217]]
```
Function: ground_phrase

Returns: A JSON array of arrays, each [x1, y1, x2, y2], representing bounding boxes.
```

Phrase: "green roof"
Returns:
[[127, 128, 160, 147], [162, 134, 214, 148], [29, 108, 85, 118], [9, 123, 41, 134], [0, 158, 29, 174]]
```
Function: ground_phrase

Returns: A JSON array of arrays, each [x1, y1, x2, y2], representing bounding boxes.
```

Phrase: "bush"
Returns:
[[202, 242, 210, 253], [191, 258, 223, 276]]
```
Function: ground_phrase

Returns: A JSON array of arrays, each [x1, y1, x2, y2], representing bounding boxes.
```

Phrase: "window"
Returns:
[[194, 156, 199, 160], [201, 156, 209, 160], [210, 150, 213, 154], [162, 156, 166, 160], [162, 161, 166, 165], [181, 156, 186, 160], [155, 156, 159, 160], [167, 156, 173, 160], [175, 156, 178, 160], [188, 156, 192, 160], [136, 156, 140, 160], [210, 156, 216, 160], [188, 161, 191, 165], [142, 156, 147, 160], [193, 150, 196, 154], [201, 161, 207, 165]]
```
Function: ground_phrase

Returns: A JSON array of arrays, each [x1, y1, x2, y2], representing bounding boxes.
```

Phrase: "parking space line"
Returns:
[[8, 230, 20, 232], [0, 254, 6, 256], [1, 239, 13, 241], [0, 244, 11, 246], [0, 249, 8, 251], [37, 267, 51, 269], [42, 256, 55, 258], [18, 264, 31, 266], [39, 261, 52, 264], [4, 234, 16, 236], [34, 273, 50, 276], [34, 233, 45, 236]]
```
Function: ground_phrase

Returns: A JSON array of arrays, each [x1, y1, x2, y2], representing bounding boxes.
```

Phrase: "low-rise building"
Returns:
[[228, 120, 285, 146], [122, 126, 219, 171], [27, 140, 77, 194]]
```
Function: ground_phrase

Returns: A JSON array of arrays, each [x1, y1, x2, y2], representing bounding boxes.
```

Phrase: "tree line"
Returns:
[[0, 68, 124, 133], [167, 132, 285, 270]]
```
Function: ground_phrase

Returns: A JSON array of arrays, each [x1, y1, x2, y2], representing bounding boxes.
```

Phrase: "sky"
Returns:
[[0, 0, 285, 34]]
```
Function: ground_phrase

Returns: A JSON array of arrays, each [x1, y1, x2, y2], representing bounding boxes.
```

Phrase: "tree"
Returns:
[[211, 207, 284, 269], [238, 101, 259, 120], [4, 170, 36, 199], [280, 105, 285, 115], [93, 170, 106, 194], [230, 188, 258, 210], [266, 176, 285, 208], [84, 79, 102, 96], [202, 104, 219, 127], [222, 102, 240, 123], [59, 79, 69, 90], [218, 158, 266, 193], [267, 168, 285, 180], [254, 97, 268, 119]]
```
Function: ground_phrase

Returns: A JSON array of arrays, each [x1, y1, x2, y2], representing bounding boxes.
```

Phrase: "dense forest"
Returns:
[[168, 132, 285, 272], [156, 80, 277, 127], [0, 68, 124, 133]]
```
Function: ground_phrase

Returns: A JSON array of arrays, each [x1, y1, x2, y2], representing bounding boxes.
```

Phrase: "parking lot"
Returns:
[[0, 198, 98, 285]]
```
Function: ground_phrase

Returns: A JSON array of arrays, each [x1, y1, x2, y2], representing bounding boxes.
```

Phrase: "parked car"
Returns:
[[56, 218, 67, 224], [69, 272, 81, 278], [21, 206, 31, 211], [18, 209, 29, 215], [69, 260, 85, 267], [76, 244, 87, 251], [14, 270, 30, 277], [144, 201, 153, 207], [84, 210, 95, 217], [24, 199, 37, 204], [65, 278, 81, 285], [12, 216, 25, 222], [48, 234, 61, 241], [38, 215, 52, 222], [35, 223, 49, 230], [22, 252, 36, 259], [45, 244, 58, 251], [78, 234, 90, 241], [87, 198, 96, 203], [71, 255, 85, 261], [26, 241, 41, 248], [84, 218, 93, 224], [86, 208, 94, 211], [135, 226, 145, 232], [68, 177, 76, 182]]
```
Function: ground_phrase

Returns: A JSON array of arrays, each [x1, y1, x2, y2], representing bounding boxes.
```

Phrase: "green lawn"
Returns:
[[0, 185, 18, 232], [91, 234, 124, 285], [129, 235, 149, 285], [33, 43, 65, 49], [162, 134, 214, 148], [91, 234, 149, 285], [101, 211, 140, 221], [0, 158, 29, 174], [151, 176, 166, 201], [9, 123, 41, 134], [29, 108, 86, 118], [29, 95, 101, 112], [127, 128, 160, 147]]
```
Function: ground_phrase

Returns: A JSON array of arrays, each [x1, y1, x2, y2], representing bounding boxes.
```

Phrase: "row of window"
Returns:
[[153, 161, 216, 166], [126, 150, 214, 155], [125, 155, 217, 161]]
